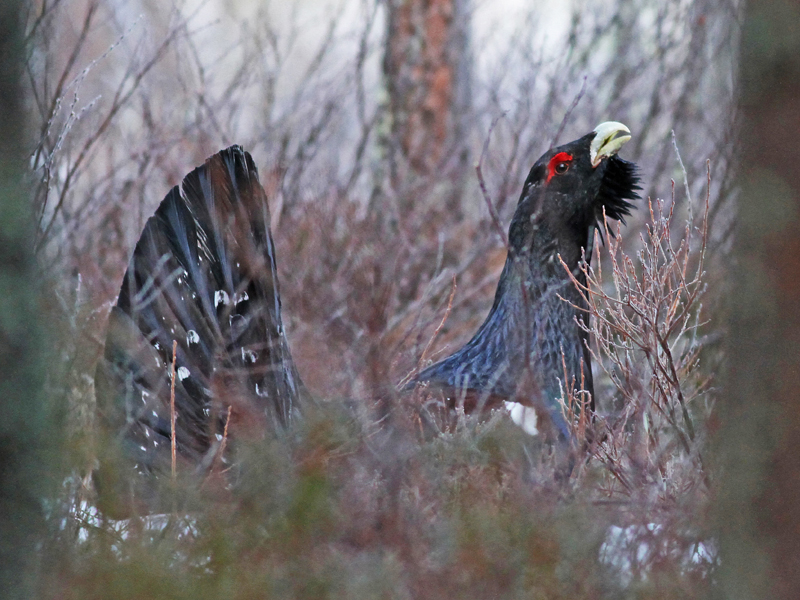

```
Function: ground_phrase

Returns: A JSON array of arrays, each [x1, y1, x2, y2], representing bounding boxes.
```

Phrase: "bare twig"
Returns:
[[476, 113, 510, 250], [419, 275, 457, 369], [170, 340, 177, 481], [551, 75, 587, 147]]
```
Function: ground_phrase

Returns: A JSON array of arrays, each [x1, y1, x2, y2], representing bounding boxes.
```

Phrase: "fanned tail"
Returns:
[[95, 146, 304, 515]]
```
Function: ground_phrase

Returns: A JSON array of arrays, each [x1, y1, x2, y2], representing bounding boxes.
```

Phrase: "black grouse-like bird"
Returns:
[[95, 123, 638, 514], [413, 122, 639, 437], [95, 148, 306, 514]]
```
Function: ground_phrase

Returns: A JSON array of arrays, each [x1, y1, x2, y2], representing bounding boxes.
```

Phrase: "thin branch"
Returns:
[[476, 113, 510, 250]]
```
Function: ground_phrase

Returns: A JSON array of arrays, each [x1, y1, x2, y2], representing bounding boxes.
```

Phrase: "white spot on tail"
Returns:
[[505, 401, 539, 436], [186, 330, 199, 345], [177, 366, 190, 381], [215, 290, 230, 306]]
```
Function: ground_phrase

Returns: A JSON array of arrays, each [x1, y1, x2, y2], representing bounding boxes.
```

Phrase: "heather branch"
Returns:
[[560, 167, 711, 495]]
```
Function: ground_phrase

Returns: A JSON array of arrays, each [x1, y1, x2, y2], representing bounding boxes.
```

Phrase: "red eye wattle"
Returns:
[[546, 152, 573, 183]]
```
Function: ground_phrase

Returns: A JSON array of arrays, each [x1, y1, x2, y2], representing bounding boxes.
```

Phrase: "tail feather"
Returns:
[[96, 146, 304, 513]]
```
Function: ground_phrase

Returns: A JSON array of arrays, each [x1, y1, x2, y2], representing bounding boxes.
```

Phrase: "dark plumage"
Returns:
[[412, 123, 640, 438], [95, 147, 304, 513]]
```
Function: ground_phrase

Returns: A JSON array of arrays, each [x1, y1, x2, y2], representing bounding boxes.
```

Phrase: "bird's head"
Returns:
[[510, 122, 640, 261]]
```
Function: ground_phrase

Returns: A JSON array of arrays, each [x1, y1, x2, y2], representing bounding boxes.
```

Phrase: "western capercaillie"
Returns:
[[412, 122, 639, 439], [95, 123, 638, 513], [95, 147, 306, 515]]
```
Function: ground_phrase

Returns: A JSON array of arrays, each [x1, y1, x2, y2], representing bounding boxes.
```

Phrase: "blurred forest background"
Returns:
[[2, 0, 800, 597]]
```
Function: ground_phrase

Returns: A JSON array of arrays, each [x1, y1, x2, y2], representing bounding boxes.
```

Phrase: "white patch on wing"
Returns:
[[505, 401, 539, 436], [177, 366, 190, 381]]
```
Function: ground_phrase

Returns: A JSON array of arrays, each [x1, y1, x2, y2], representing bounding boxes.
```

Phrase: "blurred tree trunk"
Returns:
[[719, 1, 800, 598], [383, 0, 471, 210], [0, 2, 48, 598]]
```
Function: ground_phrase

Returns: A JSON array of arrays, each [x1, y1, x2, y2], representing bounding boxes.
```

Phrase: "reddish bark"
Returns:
[[384, 0, 469, 178]]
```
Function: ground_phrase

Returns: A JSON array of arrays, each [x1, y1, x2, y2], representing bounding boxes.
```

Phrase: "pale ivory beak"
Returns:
[[590, 121, 632, 168]]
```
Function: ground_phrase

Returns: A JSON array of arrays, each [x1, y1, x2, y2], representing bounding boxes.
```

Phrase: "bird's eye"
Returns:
[[546, 152, 574, 183]]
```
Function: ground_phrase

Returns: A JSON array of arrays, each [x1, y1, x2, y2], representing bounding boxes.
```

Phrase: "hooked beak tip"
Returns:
[[590, 121, 632, 167]]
